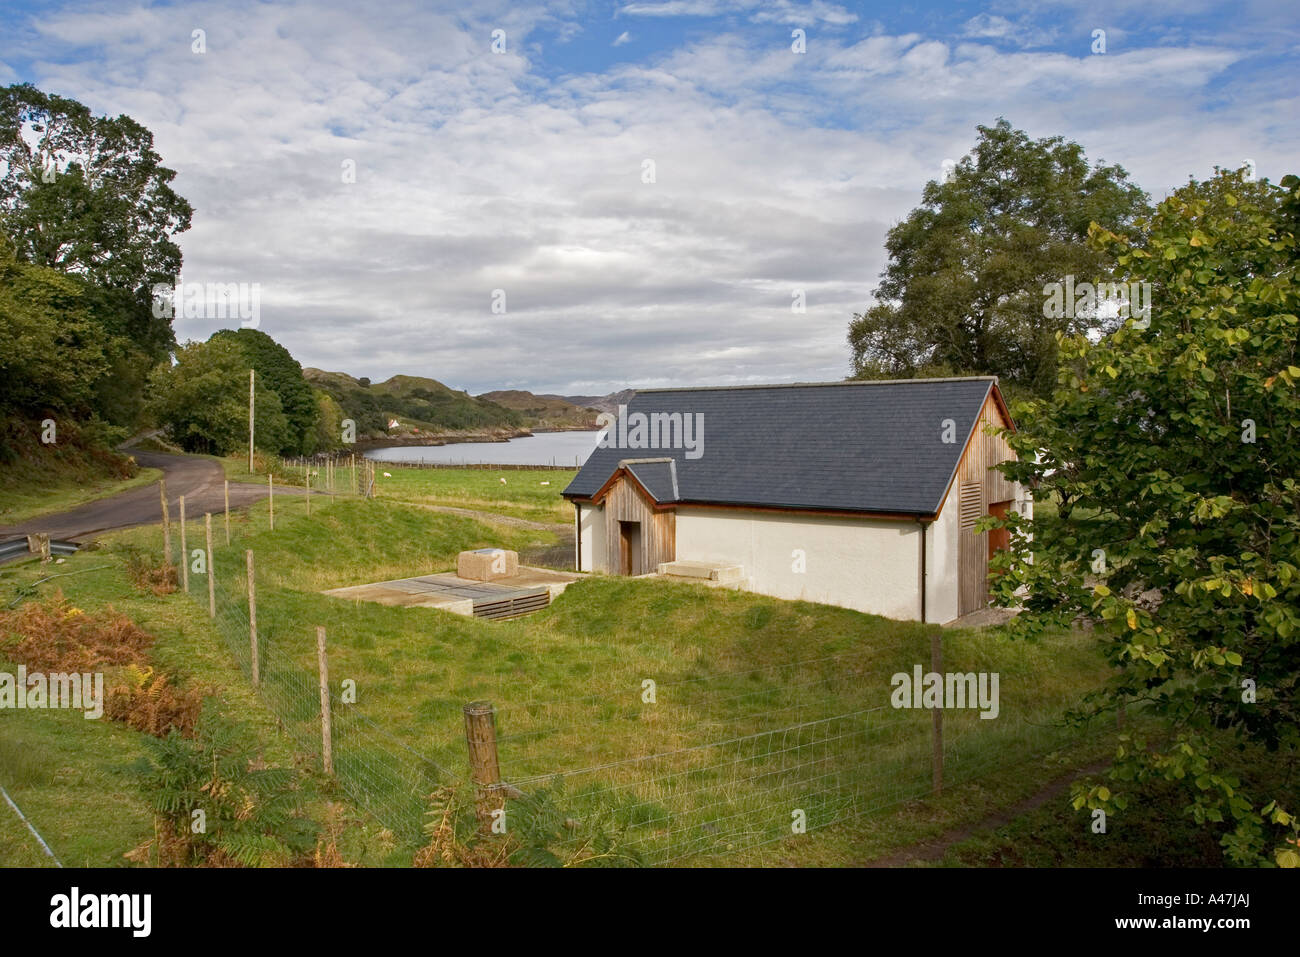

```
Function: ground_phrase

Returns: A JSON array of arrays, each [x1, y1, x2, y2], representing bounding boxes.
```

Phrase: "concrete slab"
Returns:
[[657, 559, 745, 583], [323, 566, 583, 619]]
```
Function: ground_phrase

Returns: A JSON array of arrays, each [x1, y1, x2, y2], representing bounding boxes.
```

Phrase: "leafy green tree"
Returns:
[[312, 388, 346, 452], [990, 170, 1300, 866], [0, 84, 194, 440], [149, 337, 290, 455], [0, 241, 105, 420], [210, 328, 319, 454], [849, 119, 1150, 399], [0, 83, 192, 298]]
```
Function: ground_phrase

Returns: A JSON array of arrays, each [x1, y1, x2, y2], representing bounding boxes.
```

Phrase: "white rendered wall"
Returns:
[[673, 507, 930, 621], [577, 503, 608, 572], [925, 482, 962, 625]]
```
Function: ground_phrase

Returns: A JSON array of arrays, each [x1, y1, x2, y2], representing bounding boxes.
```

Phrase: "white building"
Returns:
[[562, 377, 1030, 624]]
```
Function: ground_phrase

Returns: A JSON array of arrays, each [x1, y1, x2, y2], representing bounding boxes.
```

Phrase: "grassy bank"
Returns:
[[0, 461, 161, 527], [3, 466, 1152, 866]]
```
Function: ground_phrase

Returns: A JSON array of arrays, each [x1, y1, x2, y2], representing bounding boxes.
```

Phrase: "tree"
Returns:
[[0, 240, 106, 422], [848, 119, 1150, 400], [0, 84, 193, 298], [989, 169, 1300, 866], [210, 329, 319, 454], [0, 84, 194, 442], [149, 338, 290, 456], [312, 389, 346, 452]]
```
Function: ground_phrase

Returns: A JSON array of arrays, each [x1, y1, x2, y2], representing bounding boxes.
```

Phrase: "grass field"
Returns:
[[370, 466, 576, 523], [1, 462, 1129, 865], [212, 455, 576, 524]]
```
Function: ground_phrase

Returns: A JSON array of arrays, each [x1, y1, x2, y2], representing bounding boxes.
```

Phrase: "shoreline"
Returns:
[[352, 424, 598, 451]]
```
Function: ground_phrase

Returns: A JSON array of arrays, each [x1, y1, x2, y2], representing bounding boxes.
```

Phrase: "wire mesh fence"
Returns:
[[172, 494, 451, 845], [486, 652, 1105, 866], [165, 482, 1107, 866]]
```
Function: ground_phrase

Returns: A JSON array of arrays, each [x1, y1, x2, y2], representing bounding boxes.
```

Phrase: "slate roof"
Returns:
[[562, 377, 1007, 516], [623, 459, 678, 502]]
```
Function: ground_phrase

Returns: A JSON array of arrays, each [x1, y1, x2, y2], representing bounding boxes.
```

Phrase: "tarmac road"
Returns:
[[0, 451, 294, 543]]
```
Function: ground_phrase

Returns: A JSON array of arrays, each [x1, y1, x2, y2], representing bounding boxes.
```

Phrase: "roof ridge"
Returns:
[[635, 375, 998, 394]]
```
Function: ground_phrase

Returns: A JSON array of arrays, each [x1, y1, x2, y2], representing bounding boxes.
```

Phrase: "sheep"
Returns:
[[499, 477, 507, 485], [383, 471, 392, 478]]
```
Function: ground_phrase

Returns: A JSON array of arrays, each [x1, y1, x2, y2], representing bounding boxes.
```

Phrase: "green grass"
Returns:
[[0, 465, 162, 526], [928, 774, 1226, 867], [209, 455, 573, 524], [0, 533, 424, 867], [1, 471, 1123, 866], [0, 674, 154, 867], [371, 466, 576, 523]]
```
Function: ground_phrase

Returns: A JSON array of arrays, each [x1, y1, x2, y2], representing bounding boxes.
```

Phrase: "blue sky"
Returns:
[[2, 0, 1296, 394]]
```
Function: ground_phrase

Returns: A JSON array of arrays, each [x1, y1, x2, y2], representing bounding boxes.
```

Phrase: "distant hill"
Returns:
[[304, 369, 525, 440], [477, 390, 601, 430], [303, 369, 632, 440], [542, 389, 636, 415]]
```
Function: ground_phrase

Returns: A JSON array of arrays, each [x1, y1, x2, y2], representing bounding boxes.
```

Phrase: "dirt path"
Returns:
[[0, 451, 291, 543], [864, 759, 1111, 867]]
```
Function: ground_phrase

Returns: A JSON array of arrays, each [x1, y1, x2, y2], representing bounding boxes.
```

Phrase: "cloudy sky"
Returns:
[[2, 0, 1296, 395]]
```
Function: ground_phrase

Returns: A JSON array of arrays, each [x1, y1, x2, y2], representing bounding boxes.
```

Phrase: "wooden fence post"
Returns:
[[179, 495, 189, 592], [224, 480, 230, 545], [931, 629, 943, 794], [27, 533, 51, 563], [464, 702, 502, 826], [247, 550, 259, 687], [268, 474, 274, 531], [306, 468, 311, 517], [317, 626, 333, 775], [205, 513, 216, 618], [351, 454, 356, 495], [159, 479, 171, 568]]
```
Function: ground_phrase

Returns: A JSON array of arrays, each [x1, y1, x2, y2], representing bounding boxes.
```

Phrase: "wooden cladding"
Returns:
[[956, 390, 1019, 616], [603, 472, 676, 575]]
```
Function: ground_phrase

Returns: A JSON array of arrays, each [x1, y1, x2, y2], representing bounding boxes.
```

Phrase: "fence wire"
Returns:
[[166, 473, 1107, 866], [173, 470, 448, 845], [488, 654, 1104, 866]]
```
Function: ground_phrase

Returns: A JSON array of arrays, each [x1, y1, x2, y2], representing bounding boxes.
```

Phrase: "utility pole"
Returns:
[[248, 369, 255, 473]]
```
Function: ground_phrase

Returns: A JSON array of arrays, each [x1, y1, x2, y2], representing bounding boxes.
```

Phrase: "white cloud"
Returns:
[[613, 30, 632, 46], [0, 0, 1293, 395], [960, 13, 1057, 48], [620, 0, 857, 26]]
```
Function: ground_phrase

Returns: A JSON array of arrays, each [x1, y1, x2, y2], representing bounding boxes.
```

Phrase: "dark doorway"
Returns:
[[619, 520, 642, 576], [987, 501, 1013, 595]]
